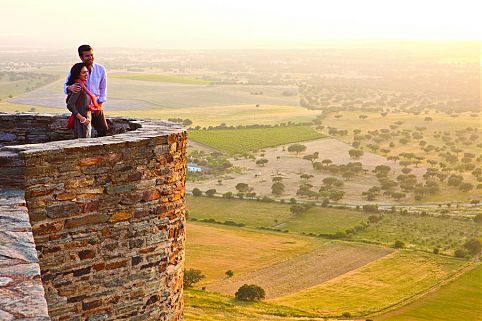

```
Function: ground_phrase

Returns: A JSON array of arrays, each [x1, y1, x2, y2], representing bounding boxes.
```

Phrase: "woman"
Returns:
[[66, 63, 100, 138]]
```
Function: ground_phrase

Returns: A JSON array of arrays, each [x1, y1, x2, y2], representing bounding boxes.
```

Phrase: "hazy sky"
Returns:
[[1, 0, 480, 49]]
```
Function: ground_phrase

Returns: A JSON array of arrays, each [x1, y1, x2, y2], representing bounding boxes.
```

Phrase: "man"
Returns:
[[64, 44, 108, 136]]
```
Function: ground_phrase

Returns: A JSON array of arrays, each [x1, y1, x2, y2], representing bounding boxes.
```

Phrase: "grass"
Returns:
[[0, 102, 320, 128], [184, 288, 320, 321], [206, 242, 391, 299], [188, 126, 324, 154], [352, 213, 481, 255], [0, 102, 64, 113], [187, 196, 371, 234], [185, 222, 325, 284], [281, 206, 371, 235], [187, 196, 292, 227], [377, 264, 482, 321], [115, 104, 320, 127], [273, 250, 468, 317], [110, 73, 212, 85]]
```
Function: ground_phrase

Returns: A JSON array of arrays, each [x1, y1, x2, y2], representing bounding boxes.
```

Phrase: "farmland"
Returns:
[[352, 213, 481, 255], [187, 196, 480, 254], [185, 222, 325, 283], [378, 265, 482, 321], [273, 250, 468, 317], [110, 73, 211, 85], [184, 289, 320, 321], [187, 196, 372, 234], [206, 242, 391, 298], [188, 126, 323, 154]]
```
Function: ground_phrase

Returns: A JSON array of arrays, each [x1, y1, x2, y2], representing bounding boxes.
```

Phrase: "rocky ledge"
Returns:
[[0, 189, 50, 320]]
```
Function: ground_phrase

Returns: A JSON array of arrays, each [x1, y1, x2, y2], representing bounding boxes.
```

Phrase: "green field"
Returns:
[[378, 265, 481, 321], [188, 126, 324, 154], [113, 104, 320, 127], [110, 73, 211, 85], [187, 196, 370, 234], [281, 206, 371, 235], [187, 196, 292, 227], [273, 250, 468, 317], [352, 213, 481, 255], [185, 289, 319, 321]]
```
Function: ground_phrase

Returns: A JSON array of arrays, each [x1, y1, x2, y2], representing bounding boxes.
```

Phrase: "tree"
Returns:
[[290, 204, 306, 216], [184, 269, 205, 287], [192, 188, 202, 197], [235, 183, 249, 193], [393, 240, 405, 249], [329, 190, 345, 201], [235, 284, 265, 301], [256, 158, 269, 166], [454, 249, 467, 258], [348, 149, 364, 159], [271, 182, 285, 196], [287, 144, 307, 155], [223, 192, 233, 199], [463, 238, 481, 255], [459, 182, 473, 192], [205, 189, 216, 197]]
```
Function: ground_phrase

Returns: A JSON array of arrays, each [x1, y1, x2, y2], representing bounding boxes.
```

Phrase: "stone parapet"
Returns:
[[0, 113, 186, 321], [0, 189, 50, 321]]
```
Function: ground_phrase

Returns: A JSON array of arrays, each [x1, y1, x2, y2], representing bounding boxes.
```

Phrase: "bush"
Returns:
[[205, 189, 216, 197], [363, 204, 379, 213], [454, 249, 467, 258], [192, 188, 202, 197], [184, 269, 205, 287], [433, 248, 439, 254], [225, 270, 234, 278], [235, 284, 265, 301], [341, 311, 352, 318], [393, 240, 405, 249], [463, 238, 481, 255]]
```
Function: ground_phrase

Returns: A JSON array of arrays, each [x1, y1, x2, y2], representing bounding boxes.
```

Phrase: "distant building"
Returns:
[[187, 163, 202, 172]]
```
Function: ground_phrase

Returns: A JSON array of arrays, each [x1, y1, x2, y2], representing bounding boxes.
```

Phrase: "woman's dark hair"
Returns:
[[66, 63, 86, 86]]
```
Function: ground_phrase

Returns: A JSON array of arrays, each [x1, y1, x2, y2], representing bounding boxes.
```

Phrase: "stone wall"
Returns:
[[0, 113, 187, 320]]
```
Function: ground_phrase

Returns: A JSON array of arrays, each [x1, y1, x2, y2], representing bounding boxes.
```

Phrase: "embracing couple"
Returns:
[[65, 44, 108, 138]]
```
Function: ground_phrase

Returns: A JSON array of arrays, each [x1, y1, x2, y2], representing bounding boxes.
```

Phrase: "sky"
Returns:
[[0, 0, 480, 49]]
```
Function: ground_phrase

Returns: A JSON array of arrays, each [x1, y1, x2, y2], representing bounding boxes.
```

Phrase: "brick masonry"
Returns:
[[0, 113, 187, 320]]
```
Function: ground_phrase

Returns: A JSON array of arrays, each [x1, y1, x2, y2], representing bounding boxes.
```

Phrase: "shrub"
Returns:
[[225, 270, 234, 278], [341, 312, 352, 318], [393, 240, 405, 249], [235, 284, 265, 301], [362, 204, 379, 213], [192, 188, 202, 197], [184, 269, 205, 287], [463, 238, 482, 255], [454, 249, 467, 258], [205, 189, 216, 197]]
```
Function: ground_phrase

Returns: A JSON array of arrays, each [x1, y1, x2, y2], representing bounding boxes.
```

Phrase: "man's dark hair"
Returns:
[[78, 44, 92, 56], [66, 62, 86, 86]]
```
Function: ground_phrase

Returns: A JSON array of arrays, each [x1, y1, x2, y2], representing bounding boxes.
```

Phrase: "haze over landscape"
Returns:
[[0, 1, 481, 320]]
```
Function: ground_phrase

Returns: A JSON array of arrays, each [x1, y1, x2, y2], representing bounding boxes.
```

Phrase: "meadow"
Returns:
[[187, 197, 481, 254], [352, 213, 481, 255], [187, 196, 371, 234], [273, 250, 468, 317], [378, 264, 481, 321], [188, 126, 323, 154], [184, 289, 320, 321], [110, 73, 212, 85]]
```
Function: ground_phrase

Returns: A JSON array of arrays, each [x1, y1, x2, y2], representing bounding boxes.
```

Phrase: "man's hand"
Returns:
[[68, 84, 81, 93]]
